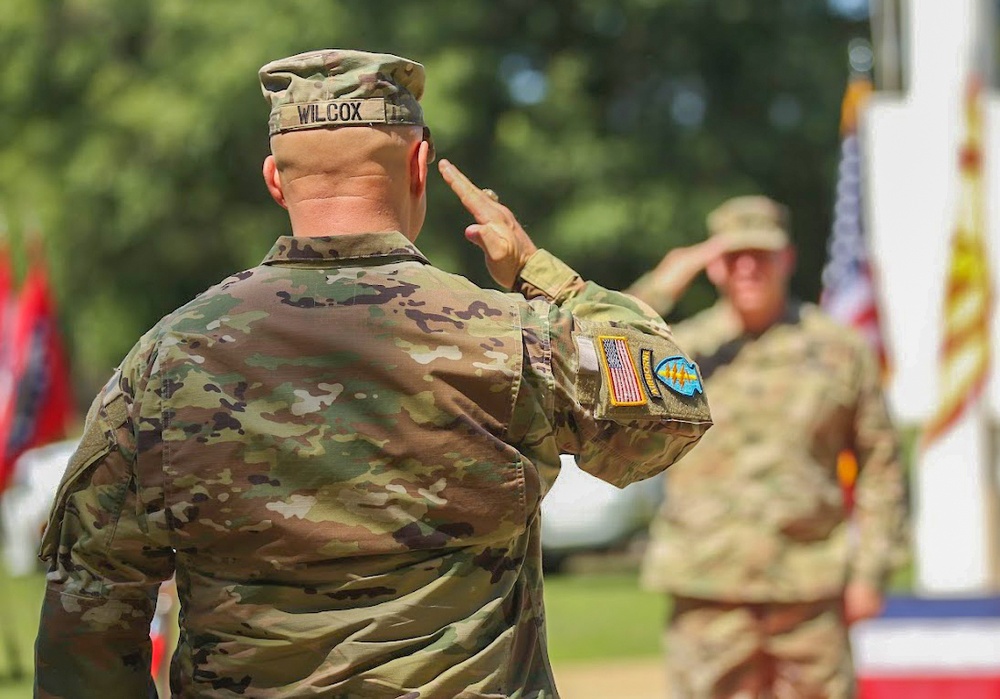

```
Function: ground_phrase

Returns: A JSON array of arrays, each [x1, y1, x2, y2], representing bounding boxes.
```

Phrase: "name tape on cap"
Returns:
[[272, 98, 394, 133]]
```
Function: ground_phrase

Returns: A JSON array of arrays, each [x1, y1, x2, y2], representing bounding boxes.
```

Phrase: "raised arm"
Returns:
[[438, 158, 712, 488], [624, 237, 731, 317]]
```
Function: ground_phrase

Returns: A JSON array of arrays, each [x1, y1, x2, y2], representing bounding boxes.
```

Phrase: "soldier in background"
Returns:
[[630, 196, 907, 698], [34, 49, 711, 697]]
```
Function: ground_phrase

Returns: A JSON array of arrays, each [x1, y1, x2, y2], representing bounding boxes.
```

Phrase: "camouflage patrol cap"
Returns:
[[706, 196, 791, 251], [259, 49, 428, 138]]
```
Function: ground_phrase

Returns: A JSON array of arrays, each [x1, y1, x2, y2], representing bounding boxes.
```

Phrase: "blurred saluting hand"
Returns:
[[636, 236, 732, 305]]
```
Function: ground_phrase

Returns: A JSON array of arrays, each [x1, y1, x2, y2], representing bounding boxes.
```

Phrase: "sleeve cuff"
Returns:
[[513, 249, 581, 302]]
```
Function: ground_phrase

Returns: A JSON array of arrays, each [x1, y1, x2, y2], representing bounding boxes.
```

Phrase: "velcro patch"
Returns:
[[597, 336, 647, 407], [576, 335, 600, 373]]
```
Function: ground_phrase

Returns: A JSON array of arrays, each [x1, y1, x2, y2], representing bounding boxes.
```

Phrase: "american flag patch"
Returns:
[[597, 336, 647, 406]]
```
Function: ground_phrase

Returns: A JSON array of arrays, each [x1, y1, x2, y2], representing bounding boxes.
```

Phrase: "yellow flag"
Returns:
[[922, 78, 992, 447]]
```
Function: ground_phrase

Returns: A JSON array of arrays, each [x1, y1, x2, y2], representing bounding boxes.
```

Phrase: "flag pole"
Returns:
[[869, 0, 904, 92]]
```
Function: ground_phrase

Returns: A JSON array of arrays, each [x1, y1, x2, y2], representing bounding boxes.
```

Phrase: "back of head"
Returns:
[[260, 48, 428, 140], [258, 48, 434, 233]]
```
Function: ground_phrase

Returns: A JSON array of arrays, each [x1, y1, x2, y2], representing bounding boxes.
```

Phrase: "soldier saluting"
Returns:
[[35, 49, 711, 697], [632, 196, 908, 698]]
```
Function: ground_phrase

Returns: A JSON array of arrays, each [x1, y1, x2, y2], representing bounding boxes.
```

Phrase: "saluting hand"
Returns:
[[643, 236, 732, 302], [438, 159, 538, 290]]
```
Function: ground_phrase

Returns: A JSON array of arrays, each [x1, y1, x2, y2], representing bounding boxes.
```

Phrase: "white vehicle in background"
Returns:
[[540, 454, 664, 572], [1, 438, 77, 576]]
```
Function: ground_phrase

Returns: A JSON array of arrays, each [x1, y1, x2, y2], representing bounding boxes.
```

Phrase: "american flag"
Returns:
[[600, 336, 645, 406], [820, 76, 890, 374]]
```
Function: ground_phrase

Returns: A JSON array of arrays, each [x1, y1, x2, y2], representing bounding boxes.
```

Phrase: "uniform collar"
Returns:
[[716, 298, 803, 337], [261, 231, 430, 266]]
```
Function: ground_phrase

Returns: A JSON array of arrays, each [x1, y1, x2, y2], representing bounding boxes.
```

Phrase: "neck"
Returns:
[[284, 171, 415, 238], [287, 196, 411, 238], [734, 298, 787, 335]]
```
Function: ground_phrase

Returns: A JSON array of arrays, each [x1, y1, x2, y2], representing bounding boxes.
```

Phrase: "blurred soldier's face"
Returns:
[[710, 247, 794, 318]]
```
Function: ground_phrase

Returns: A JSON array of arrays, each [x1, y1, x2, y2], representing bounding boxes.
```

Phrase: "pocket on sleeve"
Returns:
[[578, 324, 711, 425]]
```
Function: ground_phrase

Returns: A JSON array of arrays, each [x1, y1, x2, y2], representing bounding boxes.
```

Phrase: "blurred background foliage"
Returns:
[[0, 0, 868, 402]]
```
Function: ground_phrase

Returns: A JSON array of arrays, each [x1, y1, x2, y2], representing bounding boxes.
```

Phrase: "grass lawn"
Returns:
[[544, 570, 666, 664], [0, 571, 44, 699]]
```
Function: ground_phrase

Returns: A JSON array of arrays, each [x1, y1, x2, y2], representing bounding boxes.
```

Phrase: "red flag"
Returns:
[[0, 240, 14, 376], [0, 241, 11, 333], [0, 241, 17, 492], [0, 247, 74, 492]]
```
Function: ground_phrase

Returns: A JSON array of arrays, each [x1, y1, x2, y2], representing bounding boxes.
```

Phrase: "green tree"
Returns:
[[0, 0, 867, 402]]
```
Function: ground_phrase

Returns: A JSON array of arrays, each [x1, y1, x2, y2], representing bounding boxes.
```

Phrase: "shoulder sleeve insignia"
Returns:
[[654, 355, 704, 397], [597, 335, 647, 406]]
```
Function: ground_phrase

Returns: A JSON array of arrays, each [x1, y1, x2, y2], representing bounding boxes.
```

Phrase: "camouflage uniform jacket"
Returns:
[[639, 298, 907, 602], [36, 232, 711, 699]]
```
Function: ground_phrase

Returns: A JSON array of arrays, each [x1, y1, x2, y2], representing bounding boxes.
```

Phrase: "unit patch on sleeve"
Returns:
[[654, 356, 704, 397], [597, 336, 647, 406], [640, 348, 662, 400]]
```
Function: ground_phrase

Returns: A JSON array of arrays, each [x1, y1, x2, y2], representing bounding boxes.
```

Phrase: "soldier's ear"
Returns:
[[779, 246, 797, 277], [410, 139, 429, 199], [262, 155, 287, 209]]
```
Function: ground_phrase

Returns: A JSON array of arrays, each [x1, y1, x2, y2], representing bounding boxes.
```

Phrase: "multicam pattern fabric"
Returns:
[[639, 299, 907, 602], [259, 49, 427, 136], [665, 596, 855, 699], [704, 196, 790, 252], [36, 232, 711, 698]]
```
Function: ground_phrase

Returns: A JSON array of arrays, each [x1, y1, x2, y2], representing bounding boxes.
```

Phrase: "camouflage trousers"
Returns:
[[664, 596, 855, 699]]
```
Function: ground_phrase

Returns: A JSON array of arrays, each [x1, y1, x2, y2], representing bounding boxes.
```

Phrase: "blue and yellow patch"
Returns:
[[654, 356, 703, 397]]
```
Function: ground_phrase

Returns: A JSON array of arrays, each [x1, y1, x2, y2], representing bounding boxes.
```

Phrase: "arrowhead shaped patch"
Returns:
[[654, 356, 704, 397]]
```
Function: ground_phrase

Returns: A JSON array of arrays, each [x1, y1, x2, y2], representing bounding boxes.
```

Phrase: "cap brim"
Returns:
[[716, 228, 789, 252]]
